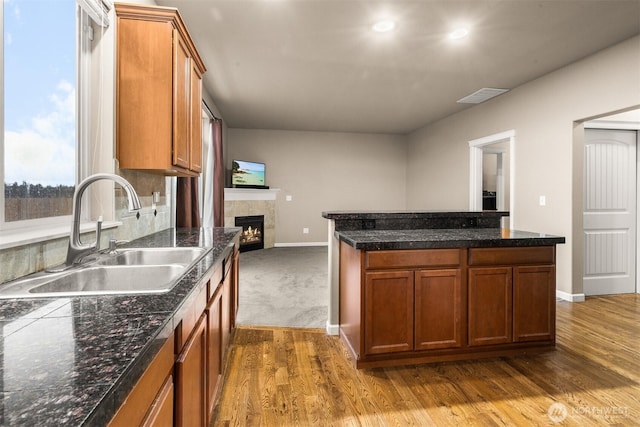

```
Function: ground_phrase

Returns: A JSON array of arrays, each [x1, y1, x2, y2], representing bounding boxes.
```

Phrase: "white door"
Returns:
[[583, 129, 637, 295]]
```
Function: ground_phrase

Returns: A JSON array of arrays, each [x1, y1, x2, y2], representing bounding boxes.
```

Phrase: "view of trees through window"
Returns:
[[4, 183, 75, 221], [3, 0, 76, 223]]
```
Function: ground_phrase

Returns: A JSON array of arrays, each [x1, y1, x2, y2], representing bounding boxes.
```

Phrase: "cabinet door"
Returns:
[[231, 248, 240, 328], [189, 63, 203, 173], [221, 271, 232, 361], [115, 12, 173, 171], [468, 267, 513, 346], [206, 289, 223, 422], [172, 28, 190, 170], [176, 315, 207, 427], [513, 265, 555, 342], [415, 269, 463, 350], [364, 271, 414, 355]]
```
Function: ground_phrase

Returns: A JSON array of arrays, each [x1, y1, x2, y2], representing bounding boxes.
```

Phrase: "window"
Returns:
[[1, 0, 111, 232], [200, 106, 214, 228], [2, 0, 76, 227]]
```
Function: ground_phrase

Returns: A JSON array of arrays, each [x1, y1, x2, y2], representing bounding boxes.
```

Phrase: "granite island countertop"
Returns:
[[323, 210, 509, 230], [336, 228, 565, 250], [0, 227, 240, 426]]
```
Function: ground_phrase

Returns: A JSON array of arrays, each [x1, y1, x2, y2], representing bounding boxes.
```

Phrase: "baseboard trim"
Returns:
[[274, 242, 328, 247], [556, 290, 586, 302], [326, 321, 339, 336]]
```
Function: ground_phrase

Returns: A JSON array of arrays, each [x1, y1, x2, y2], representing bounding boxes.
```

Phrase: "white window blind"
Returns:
[[77, 0, 113, 27]]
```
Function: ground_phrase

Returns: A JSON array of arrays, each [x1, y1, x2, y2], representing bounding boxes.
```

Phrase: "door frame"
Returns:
[[584, 121, 640, 295], [469, 129, 515, 226]]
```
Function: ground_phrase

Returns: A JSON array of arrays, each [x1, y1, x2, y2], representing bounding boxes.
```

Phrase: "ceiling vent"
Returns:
[[457, 87, 509, 104]]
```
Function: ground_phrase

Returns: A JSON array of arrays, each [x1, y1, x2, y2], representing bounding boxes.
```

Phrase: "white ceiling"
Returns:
[[156, 0, 640, 134]]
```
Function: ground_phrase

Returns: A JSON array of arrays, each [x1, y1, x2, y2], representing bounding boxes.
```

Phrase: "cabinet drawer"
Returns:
[[365, 249, 461, 270], [176, 283, 208, 350], [141, 374, 174, 426], [468, 246, 554, 266], [208, 264, 223, 301]]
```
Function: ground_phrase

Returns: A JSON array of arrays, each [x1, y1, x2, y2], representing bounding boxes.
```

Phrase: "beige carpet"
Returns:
[[235, 246, 328, 328]]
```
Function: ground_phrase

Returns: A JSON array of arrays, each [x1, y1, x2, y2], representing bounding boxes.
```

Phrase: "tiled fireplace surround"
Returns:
[[224, 188, 278, 249]]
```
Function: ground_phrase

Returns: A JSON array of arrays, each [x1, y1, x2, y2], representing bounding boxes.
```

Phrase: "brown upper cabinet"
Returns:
[[115, 3, 206, 176]]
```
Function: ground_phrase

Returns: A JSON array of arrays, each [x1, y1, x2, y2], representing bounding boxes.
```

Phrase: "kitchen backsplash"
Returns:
[[0, 171, 172, 285]]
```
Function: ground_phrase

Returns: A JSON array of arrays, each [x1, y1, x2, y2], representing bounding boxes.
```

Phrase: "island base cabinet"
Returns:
[[364, 269, 465, 356], [468, 265, 556, 346], [339, 243, 557, 368]]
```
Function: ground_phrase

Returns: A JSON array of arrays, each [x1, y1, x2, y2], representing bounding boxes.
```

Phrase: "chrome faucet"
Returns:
[[56, 173, 142, 270]]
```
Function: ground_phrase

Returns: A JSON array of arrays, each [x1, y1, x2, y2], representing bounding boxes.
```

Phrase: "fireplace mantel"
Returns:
[[224, 188, 280, 201]]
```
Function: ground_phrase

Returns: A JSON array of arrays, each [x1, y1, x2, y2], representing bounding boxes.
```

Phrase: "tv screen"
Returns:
[[232, 160, 266, 187]]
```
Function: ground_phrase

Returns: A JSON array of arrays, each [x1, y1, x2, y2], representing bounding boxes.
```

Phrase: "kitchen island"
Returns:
[[323, 211, 565, 369], [0, 227, 239, 426]]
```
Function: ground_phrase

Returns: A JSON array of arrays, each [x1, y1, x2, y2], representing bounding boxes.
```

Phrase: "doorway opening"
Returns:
[[469, 130, 514, 225], [481, 143, 510, 210]]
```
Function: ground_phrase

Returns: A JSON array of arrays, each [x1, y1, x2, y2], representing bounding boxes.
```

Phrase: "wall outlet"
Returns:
[[286, 195, 293, 201], [303, 227, 309, 234], [539, 195, 546, 206]]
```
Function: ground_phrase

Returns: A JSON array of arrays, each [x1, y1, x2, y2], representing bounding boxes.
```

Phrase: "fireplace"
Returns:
[[235, 215, 265, 252]]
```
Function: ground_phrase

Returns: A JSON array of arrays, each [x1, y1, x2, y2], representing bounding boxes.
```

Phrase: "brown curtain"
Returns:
[[213, 119, 224, 227], [176, 177, 201, 228]]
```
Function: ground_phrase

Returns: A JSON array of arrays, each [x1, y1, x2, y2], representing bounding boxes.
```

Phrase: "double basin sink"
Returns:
[[0, 247, 208, 299]]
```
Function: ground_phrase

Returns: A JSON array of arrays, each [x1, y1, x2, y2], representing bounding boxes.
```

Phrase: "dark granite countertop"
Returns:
[[336, 228, 565, 250], [322, 210, 509, 220], [0, 227, 240, 426], [322, 210, 510, 230]]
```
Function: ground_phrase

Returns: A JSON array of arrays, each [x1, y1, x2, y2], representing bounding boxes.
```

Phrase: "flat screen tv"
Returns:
[[232, 160, 268, 188]]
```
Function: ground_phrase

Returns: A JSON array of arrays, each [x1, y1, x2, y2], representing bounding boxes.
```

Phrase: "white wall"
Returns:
[[227, 129, 407, 244], [406, 35, 640, 297]]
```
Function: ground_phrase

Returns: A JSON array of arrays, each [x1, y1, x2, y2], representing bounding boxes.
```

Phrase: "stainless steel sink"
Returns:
[[98, 247, 207, 266], [0, 247, 208, 299]]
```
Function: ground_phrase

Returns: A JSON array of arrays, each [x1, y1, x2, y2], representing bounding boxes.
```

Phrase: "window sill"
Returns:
[[0, 221, 122, 251]]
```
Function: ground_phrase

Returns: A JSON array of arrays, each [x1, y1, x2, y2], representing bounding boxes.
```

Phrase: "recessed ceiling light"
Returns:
[[449, 28, 469, 40], [372, 20, 395, 33]]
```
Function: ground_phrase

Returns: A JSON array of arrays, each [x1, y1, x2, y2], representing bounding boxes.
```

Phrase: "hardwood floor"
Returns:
[[213, 294, 640, 426]]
